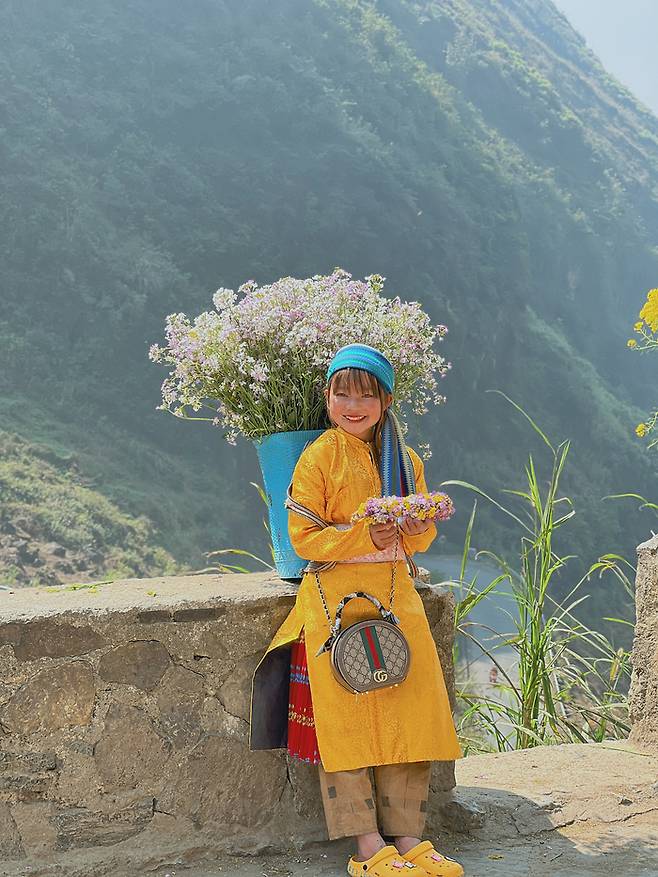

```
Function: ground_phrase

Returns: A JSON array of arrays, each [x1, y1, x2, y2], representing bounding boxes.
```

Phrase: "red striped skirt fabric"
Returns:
[[287, 631, 321, 765]]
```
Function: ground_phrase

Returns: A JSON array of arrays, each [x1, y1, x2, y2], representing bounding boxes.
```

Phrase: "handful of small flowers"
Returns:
[[351, 492, 455, 526]]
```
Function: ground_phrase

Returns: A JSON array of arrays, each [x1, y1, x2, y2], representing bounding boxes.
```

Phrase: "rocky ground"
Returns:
[[147, 742, 658, 877], [6, 742, 656, 877]]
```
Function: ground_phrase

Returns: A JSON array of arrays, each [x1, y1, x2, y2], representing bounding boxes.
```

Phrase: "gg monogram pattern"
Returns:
[[332, 619, 410, 693]]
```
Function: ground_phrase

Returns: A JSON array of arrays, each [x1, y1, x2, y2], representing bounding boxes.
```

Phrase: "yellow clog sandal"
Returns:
[[347, 844, 430, 876], [401, 841, 464, 877]]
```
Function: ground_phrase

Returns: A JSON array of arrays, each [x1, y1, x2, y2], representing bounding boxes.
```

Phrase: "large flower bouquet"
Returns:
[[149, 269, 450, 444]]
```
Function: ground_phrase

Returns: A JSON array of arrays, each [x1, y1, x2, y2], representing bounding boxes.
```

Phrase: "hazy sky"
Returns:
[[554, 0, 658, 116]]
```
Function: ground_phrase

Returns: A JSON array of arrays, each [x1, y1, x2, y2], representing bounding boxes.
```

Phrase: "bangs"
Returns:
[[329, 367, 381, 395]]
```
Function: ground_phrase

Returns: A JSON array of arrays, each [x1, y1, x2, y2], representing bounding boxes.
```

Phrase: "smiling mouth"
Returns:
[[343, 415, 367, 422]]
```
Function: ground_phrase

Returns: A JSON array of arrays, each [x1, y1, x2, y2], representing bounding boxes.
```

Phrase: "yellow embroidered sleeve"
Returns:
[[400, 447, 437, 556], [288, 448, 376, 562]]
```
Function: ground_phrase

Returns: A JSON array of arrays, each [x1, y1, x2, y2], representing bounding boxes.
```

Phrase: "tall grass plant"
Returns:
[[444, 393, 633, 754]]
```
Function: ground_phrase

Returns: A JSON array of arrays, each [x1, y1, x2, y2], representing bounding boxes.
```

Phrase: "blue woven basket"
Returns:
[[253, 429, 325, 581]]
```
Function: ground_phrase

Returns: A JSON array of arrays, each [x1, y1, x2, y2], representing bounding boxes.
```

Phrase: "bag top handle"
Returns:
[[316, 591, 401, 656]]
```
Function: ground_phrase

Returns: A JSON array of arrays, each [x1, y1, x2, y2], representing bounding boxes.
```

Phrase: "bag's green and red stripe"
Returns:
[[359, 626, 387, 673]]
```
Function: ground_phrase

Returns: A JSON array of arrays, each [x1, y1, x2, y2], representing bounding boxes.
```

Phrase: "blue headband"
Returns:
[[326, 344, 395, 393]]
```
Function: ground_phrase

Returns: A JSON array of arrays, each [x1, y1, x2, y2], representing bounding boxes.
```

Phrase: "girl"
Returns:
[[250, 344, 463, 877]]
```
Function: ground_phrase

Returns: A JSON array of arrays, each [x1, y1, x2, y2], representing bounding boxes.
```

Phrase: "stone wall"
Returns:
[[629, 532, 658, 751], [0, 572, 457, 874]]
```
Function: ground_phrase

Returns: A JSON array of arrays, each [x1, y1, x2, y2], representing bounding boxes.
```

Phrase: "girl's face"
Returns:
[[325, 369, 392, 442]]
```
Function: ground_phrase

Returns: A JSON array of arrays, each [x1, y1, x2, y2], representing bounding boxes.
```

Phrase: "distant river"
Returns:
[[422, 551, 518, 685], [422, 551, 516, 633]]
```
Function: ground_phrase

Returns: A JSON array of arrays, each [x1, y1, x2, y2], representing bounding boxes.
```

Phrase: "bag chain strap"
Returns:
[[314, 531, 400, 634]]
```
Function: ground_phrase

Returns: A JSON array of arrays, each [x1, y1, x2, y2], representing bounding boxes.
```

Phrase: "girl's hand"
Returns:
[[399, 518, 431, 536], [369, 522, 398, 550]]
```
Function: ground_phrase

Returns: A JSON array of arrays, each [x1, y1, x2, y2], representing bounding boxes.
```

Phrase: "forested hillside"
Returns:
[[0, 430, 177, 587], [1, 0, 657, 612]]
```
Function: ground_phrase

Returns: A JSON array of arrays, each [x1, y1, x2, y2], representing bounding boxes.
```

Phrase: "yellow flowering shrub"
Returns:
[[639, 288, 658, 332], [630, 288, 658, 448]]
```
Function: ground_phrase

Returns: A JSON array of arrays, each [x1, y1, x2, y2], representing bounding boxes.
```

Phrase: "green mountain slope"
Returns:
[[0, 428, 178, 587], [0, 0, 656, 607]]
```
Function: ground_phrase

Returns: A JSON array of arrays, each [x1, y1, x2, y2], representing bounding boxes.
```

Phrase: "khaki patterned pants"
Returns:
[[318, 761, 431, 840]]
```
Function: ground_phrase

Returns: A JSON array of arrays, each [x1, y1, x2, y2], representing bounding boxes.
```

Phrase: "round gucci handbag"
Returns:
[[313, 534, 411, 694]]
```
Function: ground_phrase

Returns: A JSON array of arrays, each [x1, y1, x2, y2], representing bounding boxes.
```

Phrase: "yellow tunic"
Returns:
[[250, 426, 462, 772]]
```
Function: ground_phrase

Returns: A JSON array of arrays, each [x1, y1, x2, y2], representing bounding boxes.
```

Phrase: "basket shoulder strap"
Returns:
[[284, 481, 328, 528], [285, 481, 336, 573]]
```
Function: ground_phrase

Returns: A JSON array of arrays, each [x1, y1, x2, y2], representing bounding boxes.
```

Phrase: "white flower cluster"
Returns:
[[149, 268, 450, 443]]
